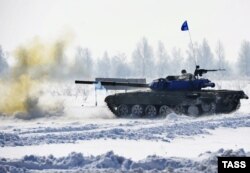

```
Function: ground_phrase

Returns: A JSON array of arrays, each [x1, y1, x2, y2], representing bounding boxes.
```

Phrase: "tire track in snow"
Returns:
[[1, 113, 250, 147]]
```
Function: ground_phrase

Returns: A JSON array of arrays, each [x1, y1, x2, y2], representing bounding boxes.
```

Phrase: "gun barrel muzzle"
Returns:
[[203, 82, 215, 88]]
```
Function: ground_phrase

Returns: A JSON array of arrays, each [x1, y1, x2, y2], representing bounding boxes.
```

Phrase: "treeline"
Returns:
[[1, 38, 250, 80], [73, 38, 250, 79]]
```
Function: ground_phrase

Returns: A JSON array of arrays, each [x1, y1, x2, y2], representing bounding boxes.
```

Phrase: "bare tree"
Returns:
[[171, 47, 184, 75], [132, 37, 154, 77], [74, 47, 93, 78], [197, 39, 215, 69], [111, 53, 131, 77], [156, 41, 171, 77], [215, 41, 230, 76], [96, 51, 111, 77], [237, 40, 250, 76], [185, 42, 199, 72]]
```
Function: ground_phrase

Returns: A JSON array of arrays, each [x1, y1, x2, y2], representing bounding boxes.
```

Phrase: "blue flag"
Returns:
[[181, 21, 189, 31], [95, 81, 105, 90]]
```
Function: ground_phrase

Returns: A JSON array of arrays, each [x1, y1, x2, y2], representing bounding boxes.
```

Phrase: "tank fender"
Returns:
[[186, 93, 200, 98], [243, 94, 249, 99], [199, 96, 216, 103], [241, 93, 249, 99]]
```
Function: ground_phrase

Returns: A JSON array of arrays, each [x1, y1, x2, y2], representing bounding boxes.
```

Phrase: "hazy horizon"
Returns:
[[1, 0, 250, 62]]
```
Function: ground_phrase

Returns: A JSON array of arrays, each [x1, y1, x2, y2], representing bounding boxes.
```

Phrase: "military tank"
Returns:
[[75, 66, 248, 118]]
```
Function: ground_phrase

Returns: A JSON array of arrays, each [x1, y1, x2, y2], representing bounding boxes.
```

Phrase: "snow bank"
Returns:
[[0, 132, 22, 147], [0, 149, 249, 173]]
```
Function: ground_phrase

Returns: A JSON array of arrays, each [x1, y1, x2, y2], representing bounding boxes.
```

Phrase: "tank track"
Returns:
[[104, 90, 246, 118], [106, 99, 241, 118]]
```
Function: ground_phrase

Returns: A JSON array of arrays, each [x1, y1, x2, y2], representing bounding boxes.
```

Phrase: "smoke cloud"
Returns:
[[0, 36, 71, 120]]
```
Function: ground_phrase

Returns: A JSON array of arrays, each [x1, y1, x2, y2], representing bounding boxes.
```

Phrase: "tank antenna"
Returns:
[[181, 20, 197, 66]]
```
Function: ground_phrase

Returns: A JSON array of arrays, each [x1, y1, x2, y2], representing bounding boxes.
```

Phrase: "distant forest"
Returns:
[[1, 38, 250, 80]]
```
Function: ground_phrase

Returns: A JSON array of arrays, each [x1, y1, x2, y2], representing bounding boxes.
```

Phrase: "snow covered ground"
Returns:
[[0, 80, 250, 172]]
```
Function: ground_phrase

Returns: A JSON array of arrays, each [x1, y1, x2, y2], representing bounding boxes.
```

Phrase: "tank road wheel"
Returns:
[[145, 105, 157, 118], [201, 102, 216, 114], [159, 105, 172, 117], [201, 103, 211, 112], [117, 104, 129, 117], [174, 105, 185, 115], [187, 105, 200, 116], [131, 105, 143, 118]]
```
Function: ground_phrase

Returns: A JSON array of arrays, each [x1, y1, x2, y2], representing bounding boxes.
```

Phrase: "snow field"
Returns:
[[0, 79, 249, 172]]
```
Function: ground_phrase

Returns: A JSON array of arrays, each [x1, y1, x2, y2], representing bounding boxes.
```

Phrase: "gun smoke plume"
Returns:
[[0, 37, 71, 119]]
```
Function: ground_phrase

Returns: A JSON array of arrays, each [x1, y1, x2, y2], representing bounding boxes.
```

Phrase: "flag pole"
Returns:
[[188, 30, 197, 66], [181, 20, 197, 67]]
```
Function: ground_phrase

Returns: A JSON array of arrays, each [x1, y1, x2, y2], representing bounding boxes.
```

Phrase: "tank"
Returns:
[[75, 66, 248, 118]]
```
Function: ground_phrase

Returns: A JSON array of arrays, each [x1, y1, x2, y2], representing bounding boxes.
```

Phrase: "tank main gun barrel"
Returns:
[[75, 80, 97, 84], [75, 80, 149, 88]]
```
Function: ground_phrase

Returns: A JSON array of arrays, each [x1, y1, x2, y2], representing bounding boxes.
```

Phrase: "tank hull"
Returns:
[[105, 89, 248, 117]]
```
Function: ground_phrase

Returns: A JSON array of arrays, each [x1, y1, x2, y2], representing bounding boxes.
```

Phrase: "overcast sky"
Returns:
[[0, 0, 250, 62]]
